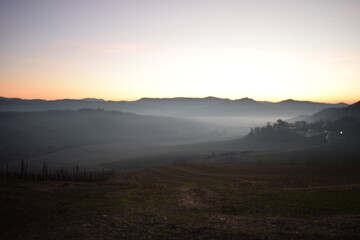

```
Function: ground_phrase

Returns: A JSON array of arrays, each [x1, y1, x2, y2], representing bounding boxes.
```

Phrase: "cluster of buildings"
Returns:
[[288, 127, 345, 143]]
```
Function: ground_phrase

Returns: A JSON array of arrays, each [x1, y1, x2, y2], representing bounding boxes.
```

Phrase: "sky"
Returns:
[[0, 0, 359, 103]]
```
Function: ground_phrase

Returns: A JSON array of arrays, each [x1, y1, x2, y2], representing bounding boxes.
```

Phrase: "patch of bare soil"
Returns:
[[179, 186, 207, 208], [284, 183, 360, 191], [212, 213, 360, 239]]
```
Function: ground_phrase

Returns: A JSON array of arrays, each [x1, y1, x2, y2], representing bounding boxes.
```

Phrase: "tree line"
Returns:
[[247, 116, 360, 141]]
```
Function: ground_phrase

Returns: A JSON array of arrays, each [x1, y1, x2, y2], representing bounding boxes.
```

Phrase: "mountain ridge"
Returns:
[[0, 96, 349, 118], [0, 96, 350, 105], [296, 101, 360, 122]]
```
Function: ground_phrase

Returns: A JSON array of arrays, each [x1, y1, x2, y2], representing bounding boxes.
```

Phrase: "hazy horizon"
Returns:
[[0, 95, 357, 105]]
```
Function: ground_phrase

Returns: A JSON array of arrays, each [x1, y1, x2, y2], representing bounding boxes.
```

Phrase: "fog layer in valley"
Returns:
[[0, 97, 357, 170]]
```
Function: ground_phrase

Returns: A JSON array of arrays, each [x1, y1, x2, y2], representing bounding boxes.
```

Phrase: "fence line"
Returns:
[[0, 160, 114, 182]]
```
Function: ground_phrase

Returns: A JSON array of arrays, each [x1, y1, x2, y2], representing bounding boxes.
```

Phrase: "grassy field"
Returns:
[[1, 163, 359, 240]]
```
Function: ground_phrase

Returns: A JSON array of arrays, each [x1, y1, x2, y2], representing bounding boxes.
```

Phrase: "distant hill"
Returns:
[[0, 97, 348, 118], [302, 101, 360, 122], [0, 109, 215, 163], [81, 98, 105, 102]]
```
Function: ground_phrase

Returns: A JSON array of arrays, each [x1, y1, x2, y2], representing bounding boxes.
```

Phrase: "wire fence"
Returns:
[[0, 160, 115, 182]]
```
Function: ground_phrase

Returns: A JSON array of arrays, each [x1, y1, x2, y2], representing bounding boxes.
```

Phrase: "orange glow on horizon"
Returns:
[[1, 1, 359, 107], [0, 86, 357, 105]]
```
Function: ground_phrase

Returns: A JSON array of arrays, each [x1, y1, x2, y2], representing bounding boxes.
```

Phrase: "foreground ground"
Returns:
[[1, 163, 360, 240]]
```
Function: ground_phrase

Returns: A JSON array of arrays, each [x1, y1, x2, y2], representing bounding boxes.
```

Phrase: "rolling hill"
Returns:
[[301, 101, 360, 122], [0, 96, 347, 118], [0, 109, 216, 164]]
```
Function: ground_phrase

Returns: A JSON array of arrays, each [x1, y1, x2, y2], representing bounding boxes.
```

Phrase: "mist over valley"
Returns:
[[0, 97, 358, 171]]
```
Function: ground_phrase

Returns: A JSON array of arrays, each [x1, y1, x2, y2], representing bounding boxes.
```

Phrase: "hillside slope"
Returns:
[[304, 101, 360, 122], [0, 109, 215, 163]]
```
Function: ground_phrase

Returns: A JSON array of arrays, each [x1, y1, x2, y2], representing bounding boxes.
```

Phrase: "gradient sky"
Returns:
[[0, 0, 359, 103]]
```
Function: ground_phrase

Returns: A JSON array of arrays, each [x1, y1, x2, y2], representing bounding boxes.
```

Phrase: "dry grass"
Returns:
[[1, 163, 360, 240]]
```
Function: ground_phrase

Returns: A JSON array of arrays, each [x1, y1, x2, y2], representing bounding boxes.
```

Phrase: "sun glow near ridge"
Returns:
[[0, 0, 359, 103], [121, 47, 358, 103], [1, 46, 358, 103]]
